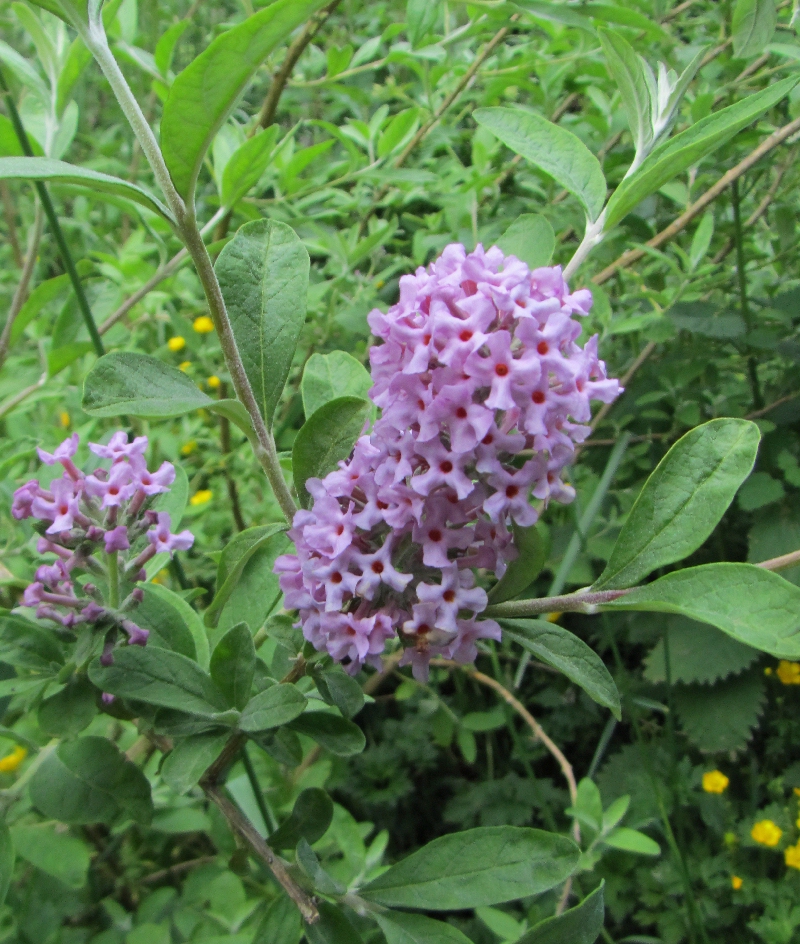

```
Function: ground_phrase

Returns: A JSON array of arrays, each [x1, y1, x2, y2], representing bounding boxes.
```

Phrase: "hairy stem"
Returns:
[[731, 177, 763, 411]]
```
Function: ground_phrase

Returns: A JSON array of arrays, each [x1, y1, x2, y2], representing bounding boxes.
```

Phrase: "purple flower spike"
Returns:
[[101, 692, 115, 705], [276, 243, 621, 679], [11, 480, 40, 520], [37, 433, 79, 466], [122, 619, 149, 646], [104, 525, 130, 553], [146, 512, 194, 555]]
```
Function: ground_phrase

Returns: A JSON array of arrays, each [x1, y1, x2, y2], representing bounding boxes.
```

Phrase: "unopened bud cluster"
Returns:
[[12, 432, 193, 667], [277, 244, 621, 679]]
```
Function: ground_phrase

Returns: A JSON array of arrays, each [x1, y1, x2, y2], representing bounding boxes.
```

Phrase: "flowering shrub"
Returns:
[[12, 432, 192, 660], [277, 245, 620, 678]]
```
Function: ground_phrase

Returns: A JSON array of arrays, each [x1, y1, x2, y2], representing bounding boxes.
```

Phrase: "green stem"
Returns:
[[108, 551, 120, 609], [731, 178, 763, 411], [0, 68, 104, 358], [241, 744, 278, 834]]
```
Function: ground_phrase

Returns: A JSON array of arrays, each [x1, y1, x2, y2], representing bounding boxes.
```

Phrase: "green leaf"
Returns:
[[154, 20, 189, 76], [215, 531, 290, 636], [407, 0, 441, 47], [488, 524, 546, 603], [305, 901, 363, 944], [30, 736, 153, 825], [511, 0, 595, 32], [205, 524, 287, 628], [594, 419, 760, 590], [360, 826, 579, 909], [0, 823, 10, 907], [500, 620, 621, 719], [37, 676, 97, 738], [221, 125, 279, 208], [210, 623, 256, 711], [83, 352, 213, 418], [644, 617, 759, 685], [89, 646, 228, 716], [292, 396, 370, 508], [474, 107, 606, 220], [517, 883, 605, 944], [135, 584, 197, 661], [598, 29, 653, 155], [301, 351, 372, 420], [0, 610, 64, 671], [296, 838, 346, 895], [675, 669, 765, 752], [0, 157, 172, 221], [376, 912, 474, 944], [238, 684, 308, 733], [161, 0, 328, 200], [11, 823, 90, 889], [603, 563, 800, 658], [267, 787, 333, 850], [377, 107, 420, 157], [216, 219, 309, 427], [141, 582, 209, 669], [604, 77, 799, 229], [161, 732, 230, 794], [496, 214, 556, 269], [287, 712, 366, 756], [732, 0, 777, 58], [314, 668, 365, 719], [603, 827, 660, 856], [252, 894, 302, 944]]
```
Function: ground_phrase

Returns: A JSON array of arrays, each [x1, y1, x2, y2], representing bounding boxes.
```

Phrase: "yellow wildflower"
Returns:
[[0, 746, 27, 773], [167, 336, 186, 352], [776, 661, 800, 685], [751, 820, 783, 847], [193, 315, 214, 334], [179, 361, 191, 372], [786, 843, 800, 870], [794, 788, 800, 798], [151, 568, 170, 586], [207, 375, 221, 390], [702, 770, 730, 794], [190, 489, 212, 506], [59, 411, 70, 428], [375, 279, 385, 289], [731, 875, 743, 890], [764, 666, 773, 676], [181, 440, 197, 456]]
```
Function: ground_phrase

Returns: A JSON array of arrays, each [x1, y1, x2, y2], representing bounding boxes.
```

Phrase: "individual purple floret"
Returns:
[[11, 431, 194, 663], [276, 243, 621, 680]]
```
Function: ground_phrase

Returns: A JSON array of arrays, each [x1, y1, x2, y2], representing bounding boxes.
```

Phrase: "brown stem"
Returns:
[[584, 340, 657, 437], [204, 783, 319, 923], [0, 181, 23, 267], [592, 115, 800, 285], [484, 589, 630, 620], [141, 855, 217, 885], [0, 201, 43, 369], [757, 549, 800, 572]]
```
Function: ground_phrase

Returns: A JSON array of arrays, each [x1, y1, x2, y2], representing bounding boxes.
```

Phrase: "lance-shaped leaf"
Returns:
[[474, 107, 606, 221], [732, 0, 777, 59], [595, 419, 760, 590], [500, 619, 621, 719], [517, 882, 605, 944], [160, 0, 328, 200], [604, 76, 799, 229], [292, 396, 371, 508], [0, 157, 172, 221], [287, 712, 366, 756], [0, 823, 12, 909], [377, 912, 474, 944], [221, 125, 279, 208], [603, 563, 800, 659], [361, 827, 579, 909], [598, 30, 654, 155], [496, 214, 556, 269], [216, 219, 309, 428], [488, 524, 546, 604], [239, 685, 308, 732], [210, 623, 256, 711], [89, 646, 229, 716]]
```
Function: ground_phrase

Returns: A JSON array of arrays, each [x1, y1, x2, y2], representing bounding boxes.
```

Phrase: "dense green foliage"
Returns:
[[1, 0, 800, 942]]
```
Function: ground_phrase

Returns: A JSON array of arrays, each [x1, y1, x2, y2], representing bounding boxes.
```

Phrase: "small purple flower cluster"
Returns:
[[12, 432, 193, 659], [277, 244, 621, 680]]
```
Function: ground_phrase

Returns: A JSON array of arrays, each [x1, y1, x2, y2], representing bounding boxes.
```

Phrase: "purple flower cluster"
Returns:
[[12, 432, 193, 656], [277, 244, 621, 680]]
